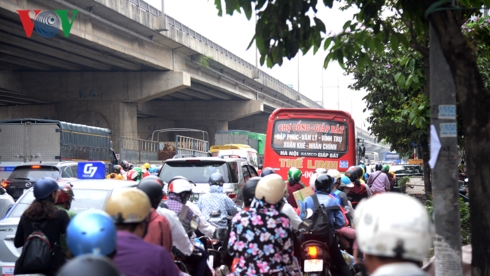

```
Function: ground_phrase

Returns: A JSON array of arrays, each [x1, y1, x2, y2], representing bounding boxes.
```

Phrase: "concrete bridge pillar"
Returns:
[[0, 71, 191, 151]]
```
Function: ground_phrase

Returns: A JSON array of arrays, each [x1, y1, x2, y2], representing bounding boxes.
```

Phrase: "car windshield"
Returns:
[[160, 161, 238, 183], [7, 189, 111, 218], [391, 165, 423, 174], [9, 167, 60, 180]]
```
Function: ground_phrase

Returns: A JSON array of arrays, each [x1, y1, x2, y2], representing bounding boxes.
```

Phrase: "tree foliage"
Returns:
[[214, 0, 490, 274], [347, 47, 428, 157]]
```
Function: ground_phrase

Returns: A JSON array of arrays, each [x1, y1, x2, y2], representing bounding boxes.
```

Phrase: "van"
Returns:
[[210, 144, 259, 170]]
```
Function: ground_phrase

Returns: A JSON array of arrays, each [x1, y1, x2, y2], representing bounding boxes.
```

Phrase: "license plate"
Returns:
[[304, 259, 323, 272], [2, 266, 14, 276]]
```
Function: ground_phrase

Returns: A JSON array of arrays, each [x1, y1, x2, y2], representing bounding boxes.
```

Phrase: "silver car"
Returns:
[[0, 179, 136, 274], [159, 157, 258, 205]]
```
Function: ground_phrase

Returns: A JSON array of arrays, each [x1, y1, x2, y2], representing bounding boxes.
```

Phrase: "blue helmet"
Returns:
[[209, 172, 224, 186], [33, 177, 59, 200], [260, 167, 275, 177], [67, 210, 117, 257]]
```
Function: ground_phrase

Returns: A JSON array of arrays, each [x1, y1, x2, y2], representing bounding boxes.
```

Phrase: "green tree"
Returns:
[[346, 47, 432, 193], [214, 0, 490, 273]]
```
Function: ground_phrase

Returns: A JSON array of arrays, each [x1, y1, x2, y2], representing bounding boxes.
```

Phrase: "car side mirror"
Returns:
[[258, 164, 263, 170], [0, 187, 5, 195]]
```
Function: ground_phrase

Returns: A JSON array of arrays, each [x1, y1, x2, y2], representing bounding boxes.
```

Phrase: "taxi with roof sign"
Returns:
[[0, 162, 135, 275]]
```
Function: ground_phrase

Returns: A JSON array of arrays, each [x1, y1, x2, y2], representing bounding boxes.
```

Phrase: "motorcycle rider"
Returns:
[[313, 174, 352, 276], [346, 168, 371, 208], [105, 188, 178, 276], [197, 173, 240, 237], [106, 165, 125, 180], [137, 179, 173, 252], [119, 160, 130, 179], [355, 193, 433, 275], [166, 177, 210, 276], [57, 254, 121, 276], [286, 167, 305, 208], [310, 167, 327, 187], [66, 209, 117, 258], [228, 174, 295, 275], [367, 164, 391, 194], [260, 167, 275, 177], [55, 184, 77, 258]]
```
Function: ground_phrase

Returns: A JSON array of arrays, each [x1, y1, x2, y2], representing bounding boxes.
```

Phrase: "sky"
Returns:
[[146, 0, 370, 129]]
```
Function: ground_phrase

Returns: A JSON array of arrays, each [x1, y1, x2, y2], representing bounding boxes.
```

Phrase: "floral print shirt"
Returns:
[[228, 198, 295, 275]]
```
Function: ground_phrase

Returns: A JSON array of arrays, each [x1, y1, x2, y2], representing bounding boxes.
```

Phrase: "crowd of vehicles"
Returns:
[[0, 110, 433, 276]]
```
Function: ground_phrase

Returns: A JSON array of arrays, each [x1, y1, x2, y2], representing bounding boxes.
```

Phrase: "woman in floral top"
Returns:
[[228, 174, 296, 275]]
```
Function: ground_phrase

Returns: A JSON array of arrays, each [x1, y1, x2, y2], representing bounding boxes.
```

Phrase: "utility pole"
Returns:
[[297, 56, 300, 93], [324, 77, 340, 110], [321, 69, 324, 108], [429, 23, 462, 276]]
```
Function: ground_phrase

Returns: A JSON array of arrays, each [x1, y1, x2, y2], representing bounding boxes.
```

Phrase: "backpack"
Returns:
[[15, 221, 53, 273], [329, 192, 350, 227], [305, 204, 339, 246]]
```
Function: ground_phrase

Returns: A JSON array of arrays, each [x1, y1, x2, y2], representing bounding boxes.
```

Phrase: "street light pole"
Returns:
[[324, 77, 340, 110], [322, 69, 324, 108]]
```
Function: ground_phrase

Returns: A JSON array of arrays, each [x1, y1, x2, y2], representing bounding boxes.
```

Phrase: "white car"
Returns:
[[0, 179, 136, 275]]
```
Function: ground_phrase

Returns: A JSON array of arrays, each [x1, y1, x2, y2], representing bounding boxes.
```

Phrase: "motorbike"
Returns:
[[297, 221, 333, 276]]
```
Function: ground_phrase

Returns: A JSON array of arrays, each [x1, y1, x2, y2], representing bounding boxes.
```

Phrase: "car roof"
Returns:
[[166, 157, 246, 163], [59, 179, 137, 190], [18, 161, 77, 166]]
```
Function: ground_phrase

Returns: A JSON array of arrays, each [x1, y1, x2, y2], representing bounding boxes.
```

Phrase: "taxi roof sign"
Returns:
[[77, 162, 106, 179]]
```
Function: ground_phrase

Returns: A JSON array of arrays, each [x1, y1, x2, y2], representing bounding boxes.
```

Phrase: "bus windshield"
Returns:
[[263, 108, 356, 184], [272, 119, 348, 157]]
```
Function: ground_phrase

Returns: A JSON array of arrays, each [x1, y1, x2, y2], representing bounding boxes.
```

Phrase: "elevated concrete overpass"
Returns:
[[0, 0, 382, 150], [0, 0, 322, 147]]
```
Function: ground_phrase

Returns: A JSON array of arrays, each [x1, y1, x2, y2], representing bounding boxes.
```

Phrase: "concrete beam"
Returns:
[[138, 100, 264, 121], [13, 72, 190, 103], [128, 71, 191, 102], [0, 32, 112, 70], [0, 54, 52, 71], [0, 19, 141, 71], [0, 44, 82, 71]]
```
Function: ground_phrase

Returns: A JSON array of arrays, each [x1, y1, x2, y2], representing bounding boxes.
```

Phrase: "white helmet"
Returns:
[[354, 193, 433, 261], [327, 169, 341, 182], [255, 174, 286, 205], [168, 177, 194, 194], [315, 168, 327, 174]]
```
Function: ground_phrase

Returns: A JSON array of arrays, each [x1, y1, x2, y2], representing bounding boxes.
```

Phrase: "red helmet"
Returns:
[[57, 184, 74, 203]]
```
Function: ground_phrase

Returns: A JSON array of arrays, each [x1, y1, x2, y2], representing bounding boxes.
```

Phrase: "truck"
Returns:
[[0, 118, 118, 180], [214, 130, 266, 164], [119, 133, 209, 163]]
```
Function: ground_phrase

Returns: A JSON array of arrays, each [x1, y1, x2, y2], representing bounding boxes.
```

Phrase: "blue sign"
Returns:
[[77, 162, 106, 179], [438, 105, 456, 119], [339, 160, 349, 168], [0, 166, 16, 172]]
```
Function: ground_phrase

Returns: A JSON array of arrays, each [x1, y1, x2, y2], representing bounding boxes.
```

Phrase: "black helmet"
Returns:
[[314, 174, 335, 194], [242, 177, 261, 207], [128, 163, 134, 170], [344, 169, 358, 180], [119, 160, 129, 171], [57, 254, 120, 276], [140, 175, 164, 187], [375, 164, 382, 171], [137, 180, 164, 209], [112, 165, 121, 173], [355, 166, 364, 179], [208, 172, 224, 186], [260, 167, 275, 177]]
